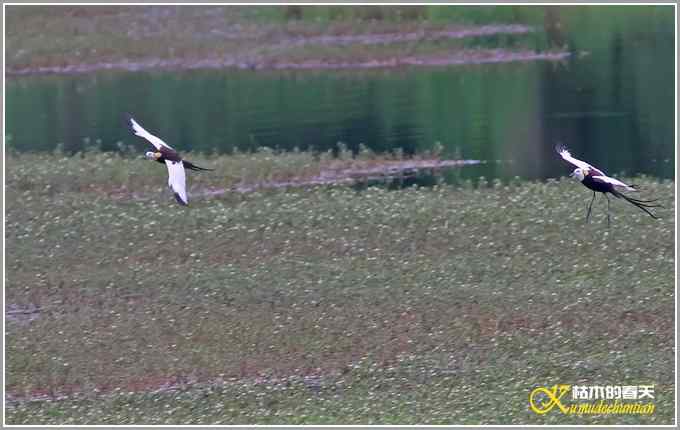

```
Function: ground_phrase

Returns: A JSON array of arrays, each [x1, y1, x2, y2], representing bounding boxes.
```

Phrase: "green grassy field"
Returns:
[[5, 151, 675, 424]]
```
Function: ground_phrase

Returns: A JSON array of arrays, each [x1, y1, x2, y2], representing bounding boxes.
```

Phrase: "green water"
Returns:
[[5, 6, 675, 181]]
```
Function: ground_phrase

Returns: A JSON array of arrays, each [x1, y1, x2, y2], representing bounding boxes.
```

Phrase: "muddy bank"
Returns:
[[5, 304, 44, 325], [7, 49, 569, 76], [224, 158, 482, 194], [5, 373, 335, 408], [99, 158, 483, 202], [268, 50, 570, 71]]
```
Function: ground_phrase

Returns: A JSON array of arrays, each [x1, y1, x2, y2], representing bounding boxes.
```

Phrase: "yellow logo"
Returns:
[[529, 384, 571, 414], [529, 384, 656, 415]]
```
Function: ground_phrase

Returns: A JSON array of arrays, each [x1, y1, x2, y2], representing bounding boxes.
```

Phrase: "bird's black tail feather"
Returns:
[[182, 160, 214, 172], [613, 190, 662, 219], [620, 193, 663, 205]]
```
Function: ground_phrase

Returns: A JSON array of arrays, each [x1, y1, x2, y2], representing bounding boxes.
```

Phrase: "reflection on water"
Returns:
[[5, 8, 675, 182]]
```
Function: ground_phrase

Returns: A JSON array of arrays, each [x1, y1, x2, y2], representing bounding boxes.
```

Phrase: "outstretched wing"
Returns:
[[555, 145, 605, 176], [126, 114, 175, 151], [164, 160, 188, 206], [591, 175, 636, 191]]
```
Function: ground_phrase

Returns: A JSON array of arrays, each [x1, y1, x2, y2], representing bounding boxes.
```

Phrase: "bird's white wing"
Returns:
[[164, 160, 188, 205], [555, 145, 605, 175], [592, 175, 636, 191], [128, 116, 175, 150]]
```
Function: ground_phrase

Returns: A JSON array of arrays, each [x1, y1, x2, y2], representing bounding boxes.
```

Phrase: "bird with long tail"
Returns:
[[126, 114, 213, 206], [556, 145, 661, 226]]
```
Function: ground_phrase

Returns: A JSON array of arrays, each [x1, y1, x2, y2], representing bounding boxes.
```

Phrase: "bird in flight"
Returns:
[[126, 115, 212, 206], [556, 145, 660, 226]]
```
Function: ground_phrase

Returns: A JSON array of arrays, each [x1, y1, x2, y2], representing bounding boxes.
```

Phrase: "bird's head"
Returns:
[[145, 151, 161, 160], [570, 167, 587, 181]]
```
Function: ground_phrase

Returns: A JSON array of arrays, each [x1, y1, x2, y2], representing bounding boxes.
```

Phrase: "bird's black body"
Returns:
[[151, 147, 213, 171], [582, 174, 616, 194], [153, 146, 182, 163]]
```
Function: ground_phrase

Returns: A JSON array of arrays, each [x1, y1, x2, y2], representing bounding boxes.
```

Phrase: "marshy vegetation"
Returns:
[[4, 4, 676, 425], [5, 150, 675, 424]]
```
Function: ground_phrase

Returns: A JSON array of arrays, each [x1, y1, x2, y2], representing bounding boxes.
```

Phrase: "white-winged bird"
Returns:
[[126, 115, 212, 206], [556, 145, 660, 226]]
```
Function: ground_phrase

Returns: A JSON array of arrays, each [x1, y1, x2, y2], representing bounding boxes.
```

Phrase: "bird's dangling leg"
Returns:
[[605, 193, 611, 228], [585, 191, 596, 223]]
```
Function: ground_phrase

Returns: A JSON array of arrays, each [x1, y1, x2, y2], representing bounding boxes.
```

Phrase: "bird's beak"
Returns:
[[569, 172, 575, 177]]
